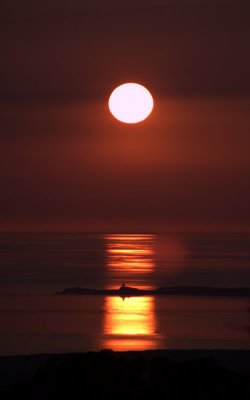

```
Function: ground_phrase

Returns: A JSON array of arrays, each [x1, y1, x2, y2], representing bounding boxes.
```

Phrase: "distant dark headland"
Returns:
[[57, 284, 250, 298]]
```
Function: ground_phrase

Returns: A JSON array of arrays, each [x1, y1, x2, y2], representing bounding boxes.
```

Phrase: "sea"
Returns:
[[0, 232, 249, 355]]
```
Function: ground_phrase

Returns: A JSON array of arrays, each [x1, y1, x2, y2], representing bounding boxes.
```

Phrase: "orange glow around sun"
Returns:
[[108, 83, 154, 123]]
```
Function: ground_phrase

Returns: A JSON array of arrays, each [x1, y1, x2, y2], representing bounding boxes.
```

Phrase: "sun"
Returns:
[[108, 83, 154, 124]]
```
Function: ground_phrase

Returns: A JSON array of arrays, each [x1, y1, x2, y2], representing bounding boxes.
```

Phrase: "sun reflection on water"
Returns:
[[102, 234, 159, 351], [103, 296, 157, 351], [105, 234, 155, 289]]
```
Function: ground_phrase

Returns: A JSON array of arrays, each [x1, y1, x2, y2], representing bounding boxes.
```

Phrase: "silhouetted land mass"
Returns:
[[57, 284, 250, 298], [1, 350, 250, 399]]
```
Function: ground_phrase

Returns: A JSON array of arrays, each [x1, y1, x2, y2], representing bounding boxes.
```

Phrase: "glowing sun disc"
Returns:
[[109, 83, 154, 124]]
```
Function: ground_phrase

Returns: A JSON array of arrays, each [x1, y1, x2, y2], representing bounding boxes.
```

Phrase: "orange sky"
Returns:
[[0, 1, 249, 231]]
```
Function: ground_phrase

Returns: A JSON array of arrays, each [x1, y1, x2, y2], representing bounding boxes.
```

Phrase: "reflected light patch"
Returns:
[[105, 296, 154, 336], [105, 234, 155, 289], [108, 248, 153, 255], [103, 338, 156, 352], [103, 296, 158, 351]]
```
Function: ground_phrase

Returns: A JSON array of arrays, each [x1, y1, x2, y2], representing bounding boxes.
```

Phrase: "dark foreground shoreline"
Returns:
[[1, 350, 250, 399]]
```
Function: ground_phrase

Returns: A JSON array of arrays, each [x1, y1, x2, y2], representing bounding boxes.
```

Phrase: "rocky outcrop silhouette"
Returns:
[[57, 284, 250, 298]]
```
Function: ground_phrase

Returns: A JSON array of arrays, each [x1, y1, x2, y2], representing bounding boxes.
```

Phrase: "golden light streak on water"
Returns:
[[105, 234, 155, 289], [103, 234, 159, 350], [103, 296, 157, 351]]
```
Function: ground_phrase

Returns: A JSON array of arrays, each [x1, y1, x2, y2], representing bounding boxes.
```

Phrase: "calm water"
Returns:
[[0, 232, 249, 355]]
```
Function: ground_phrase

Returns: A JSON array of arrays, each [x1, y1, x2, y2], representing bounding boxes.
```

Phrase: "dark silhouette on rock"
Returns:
[[57, 285, 250, 298]]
